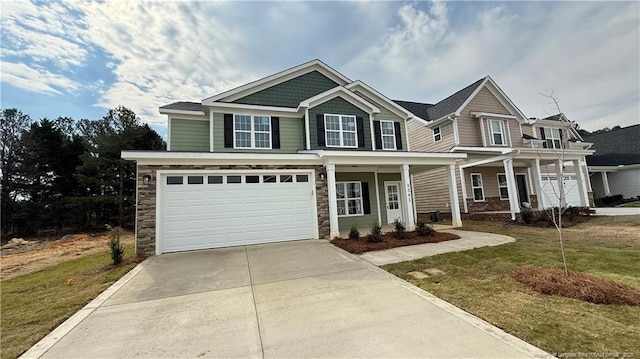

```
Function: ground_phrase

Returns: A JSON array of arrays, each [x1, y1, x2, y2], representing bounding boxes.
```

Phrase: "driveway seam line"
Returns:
[[245, 247, 265, 359]]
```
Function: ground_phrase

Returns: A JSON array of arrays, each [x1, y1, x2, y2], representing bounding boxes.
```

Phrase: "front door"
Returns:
[[385, 181, 402, 224], [515, 174, 529, 206]]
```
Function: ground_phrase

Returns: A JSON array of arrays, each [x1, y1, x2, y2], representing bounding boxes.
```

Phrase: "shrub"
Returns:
[[367, 222, 383, 243], [429, 210, 442, 223], [393, 219, 407, 239], [415, 218, 435, 236], [521, 208, 533, 224], [601, 194, 623, 205], [107, 226, 125, 265], [348, 223, 360, 240]]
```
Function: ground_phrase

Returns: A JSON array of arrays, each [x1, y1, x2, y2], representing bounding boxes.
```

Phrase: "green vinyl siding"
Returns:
[[170, 119, 209, 151], [212, 113, 304, 153], [233, 71, 339, 108], [336, 172, 378, 232], [309, 97, 371, 151], [353, 91, 407, 151], [377, 173, 402, 225]]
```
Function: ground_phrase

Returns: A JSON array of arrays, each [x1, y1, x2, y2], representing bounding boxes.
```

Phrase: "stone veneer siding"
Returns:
[[136, 164, 329, 256]]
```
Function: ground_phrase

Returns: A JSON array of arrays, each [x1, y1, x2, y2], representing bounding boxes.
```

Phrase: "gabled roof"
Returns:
[[426, 78, 485, 121], [345, 80, 421, 121], [542, 114, 563, 121], [393, 100, 433, 120], [584, 124, 640, 166], [159, 101, 204, 115], [300, 86, 380, 114]]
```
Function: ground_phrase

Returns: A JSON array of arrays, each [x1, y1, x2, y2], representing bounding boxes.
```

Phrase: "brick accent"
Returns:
[[135, 164, 328, 256], [466, 196, 510, 212], [588, 192, 595, 207]]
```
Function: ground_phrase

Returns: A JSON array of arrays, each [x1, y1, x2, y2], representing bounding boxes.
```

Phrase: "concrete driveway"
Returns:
[[24, 240, 548, 359], [594, 207, 640, 216]]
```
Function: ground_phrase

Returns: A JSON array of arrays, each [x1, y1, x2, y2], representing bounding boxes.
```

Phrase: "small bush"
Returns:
[[601, 194, 623, 205], [521, 208, 533, 224], [393, 219, 407, 239], [415, 218, 435, 236], [348, 223, 360, 240], [367, 221, 383, 243], [429, 210, 442, 223], [107, 226, 125, 265]]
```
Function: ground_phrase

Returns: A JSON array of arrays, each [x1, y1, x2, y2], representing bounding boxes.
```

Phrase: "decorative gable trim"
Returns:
[[300, 87, 380, 114], [453, 77, 528, 123], [202, 60, 351, 105], [159, 108, 205, 116], [345, 81, 420, 121]]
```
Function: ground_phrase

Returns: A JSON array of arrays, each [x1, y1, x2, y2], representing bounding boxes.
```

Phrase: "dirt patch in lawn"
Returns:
[[331, 231, 460, 254], [512, 264, 640, 306], [0, 231, 135, 280]]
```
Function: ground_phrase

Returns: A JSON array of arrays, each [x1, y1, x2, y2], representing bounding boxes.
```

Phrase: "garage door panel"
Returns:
[[541, 174, 581, 208]]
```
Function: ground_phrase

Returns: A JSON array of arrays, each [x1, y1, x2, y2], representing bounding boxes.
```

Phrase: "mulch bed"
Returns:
[[331, 231, 460, 255], [512, 264, 640, 306]]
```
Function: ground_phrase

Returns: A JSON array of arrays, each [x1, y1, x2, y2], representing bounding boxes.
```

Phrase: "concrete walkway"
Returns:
[[594, 207, 640, 216], [359, 230, 516, 266], [22, 240, 547, 359]]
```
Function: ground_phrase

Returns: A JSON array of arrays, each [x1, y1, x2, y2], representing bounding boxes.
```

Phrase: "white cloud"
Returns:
[[0, 61, 79, 94]]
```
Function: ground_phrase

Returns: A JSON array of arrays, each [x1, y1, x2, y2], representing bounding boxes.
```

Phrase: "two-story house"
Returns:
[[399, 77, 595, 221], [122, 60, 466, 256]]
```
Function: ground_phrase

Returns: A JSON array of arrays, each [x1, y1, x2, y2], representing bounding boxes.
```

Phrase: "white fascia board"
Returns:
[[159, 108, 205, 116], [300, 87, 380, 114], [516, 148, 595, 160], [408, 116, 430, 126], [168, 113, 208, 121], [460, 153, 516, 169], [449, 146, 512, 154], [121, 151, 323, 166], [470, 112, 517, 120], [427, 114, 455, 128], [454, 77, 528, 123], [205, 102, 303, 117], [535, 119, 572, 127], [345, 81, 413, 119], [300, 150, 466, 165], [589, 164, 640, 172], [453, 77, 489, 116], [202, 60, 351, 104]]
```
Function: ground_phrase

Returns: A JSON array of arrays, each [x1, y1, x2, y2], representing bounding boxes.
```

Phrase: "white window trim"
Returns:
[[233, 114, 272, 149], [336, 181, 364, 217], [380, 120, 397, 150], [325, 114, 358, 148], [497, 173, 509, 200], [544, 127, 562, 149], [488, 119, 507, 146], [433, 126, 442, 142], [471, 173, 485, 202]]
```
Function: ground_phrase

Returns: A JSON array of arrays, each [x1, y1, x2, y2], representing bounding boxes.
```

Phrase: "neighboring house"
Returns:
[[397, 77, 595, 220], [585, 124, 640, 200], [122, 60, 466, 256]]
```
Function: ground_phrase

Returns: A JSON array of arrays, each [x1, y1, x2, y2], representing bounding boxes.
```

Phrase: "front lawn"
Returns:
[[383, 216, 640, 354], [0, 245, 138, 359]]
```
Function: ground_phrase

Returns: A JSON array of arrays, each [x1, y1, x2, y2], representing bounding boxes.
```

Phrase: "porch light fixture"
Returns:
[[142, 175, 152, 186], [319, 170, 326, 181]]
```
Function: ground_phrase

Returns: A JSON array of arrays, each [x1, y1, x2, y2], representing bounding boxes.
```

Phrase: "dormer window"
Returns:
[[488, 120, 506, 146]]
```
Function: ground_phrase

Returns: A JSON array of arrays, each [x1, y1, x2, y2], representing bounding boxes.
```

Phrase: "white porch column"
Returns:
[[400, 164, 416, 231], [555, 159, 566, 208], [572, 159, 588, 207], [326, 163, 340, 238], [530, 159, 545, 210], [447, 164, 462, 227], [459, 166, 468, 213], [503, 158, 520, 220], [602, 171, 612, 196]]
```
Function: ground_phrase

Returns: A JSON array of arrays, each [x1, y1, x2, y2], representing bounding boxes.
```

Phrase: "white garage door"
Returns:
[[540, 174, 581, 208], [158, 171, 316, 253]]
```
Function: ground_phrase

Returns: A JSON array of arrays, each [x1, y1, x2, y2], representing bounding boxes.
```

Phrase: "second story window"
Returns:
[[543, 128, 562, 149], [381, 121, 396, 150], [325, 114, 357, 148], [488, 120, 506, 146], [433, 126, 442, 142], [234, 115, 271, 149]]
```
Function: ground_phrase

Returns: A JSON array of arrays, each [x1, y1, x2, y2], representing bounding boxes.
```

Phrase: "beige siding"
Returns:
[[407, 119, 455, 152], [412, 167, 463, 214], [457, 87, 512, 147], [522, 123, 535, 137], [462, 166, 529, 199]]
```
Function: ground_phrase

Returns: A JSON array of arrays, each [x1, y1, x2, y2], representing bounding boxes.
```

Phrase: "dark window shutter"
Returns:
[[373, 120, 382, 150], [394, 122, 403, 150], [271, 117, 280, 149], [362, 182, 370, 215], [539, 127, 547, 148], [224, 114, 233, 148], [316, 114, 325, 147], [356, 116, 365, 148]]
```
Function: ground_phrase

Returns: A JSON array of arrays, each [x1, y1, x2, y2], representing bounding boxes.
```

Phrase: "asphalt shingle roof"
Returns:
[[392, 100, 433, 119], [424, 77, 486, 121], [159, 101, 203, 112], [584, 124, 640, 166]]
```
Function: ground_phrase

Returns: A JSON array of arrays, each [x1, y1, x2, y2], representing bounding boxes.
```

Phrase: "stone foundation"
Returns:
[[135, 164, 328, 256], [466, 197, 510, 212]]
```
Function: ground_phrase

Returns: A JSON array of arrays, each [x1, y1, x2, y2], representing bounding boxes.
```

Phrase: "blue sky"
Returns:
[[1, 1, 638, 138]]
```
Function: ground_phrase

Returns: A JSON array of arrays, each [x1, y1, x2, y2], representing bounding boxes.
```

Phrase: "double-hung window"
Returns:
[[471, 173, 484, 201], [325, 114, 357, 148], [234, 115, 271, 149], [336, 182, 363, 216], [544, 128, 562, 149], [433, 126, 441, 142], [488, 120, 506, 146], [381, 121, 396, 150], [497, 174, 509, 200]]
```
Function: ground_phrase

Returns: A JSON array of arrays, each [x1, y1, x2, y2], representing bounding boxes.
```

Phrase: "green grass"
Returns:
[[619, 201, 640, 208], [383, 216, 640, 354], [0, 245, 137, 359]]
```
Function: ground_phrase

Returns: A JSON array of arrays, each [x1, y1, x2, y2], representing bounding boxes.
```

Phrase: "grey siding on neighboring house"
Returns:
[[412, 167, 463, 214], [170, 119, 209, 151], [211, 113, 304, 153], [232, 71, 338, 108], [353, 91, 407, 151], [457, 87, 511, 147], [407, 119, 455, 152], [309, 97, 372, 151], [377, 173, 402, 225], [336, 172, 378, 232]]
